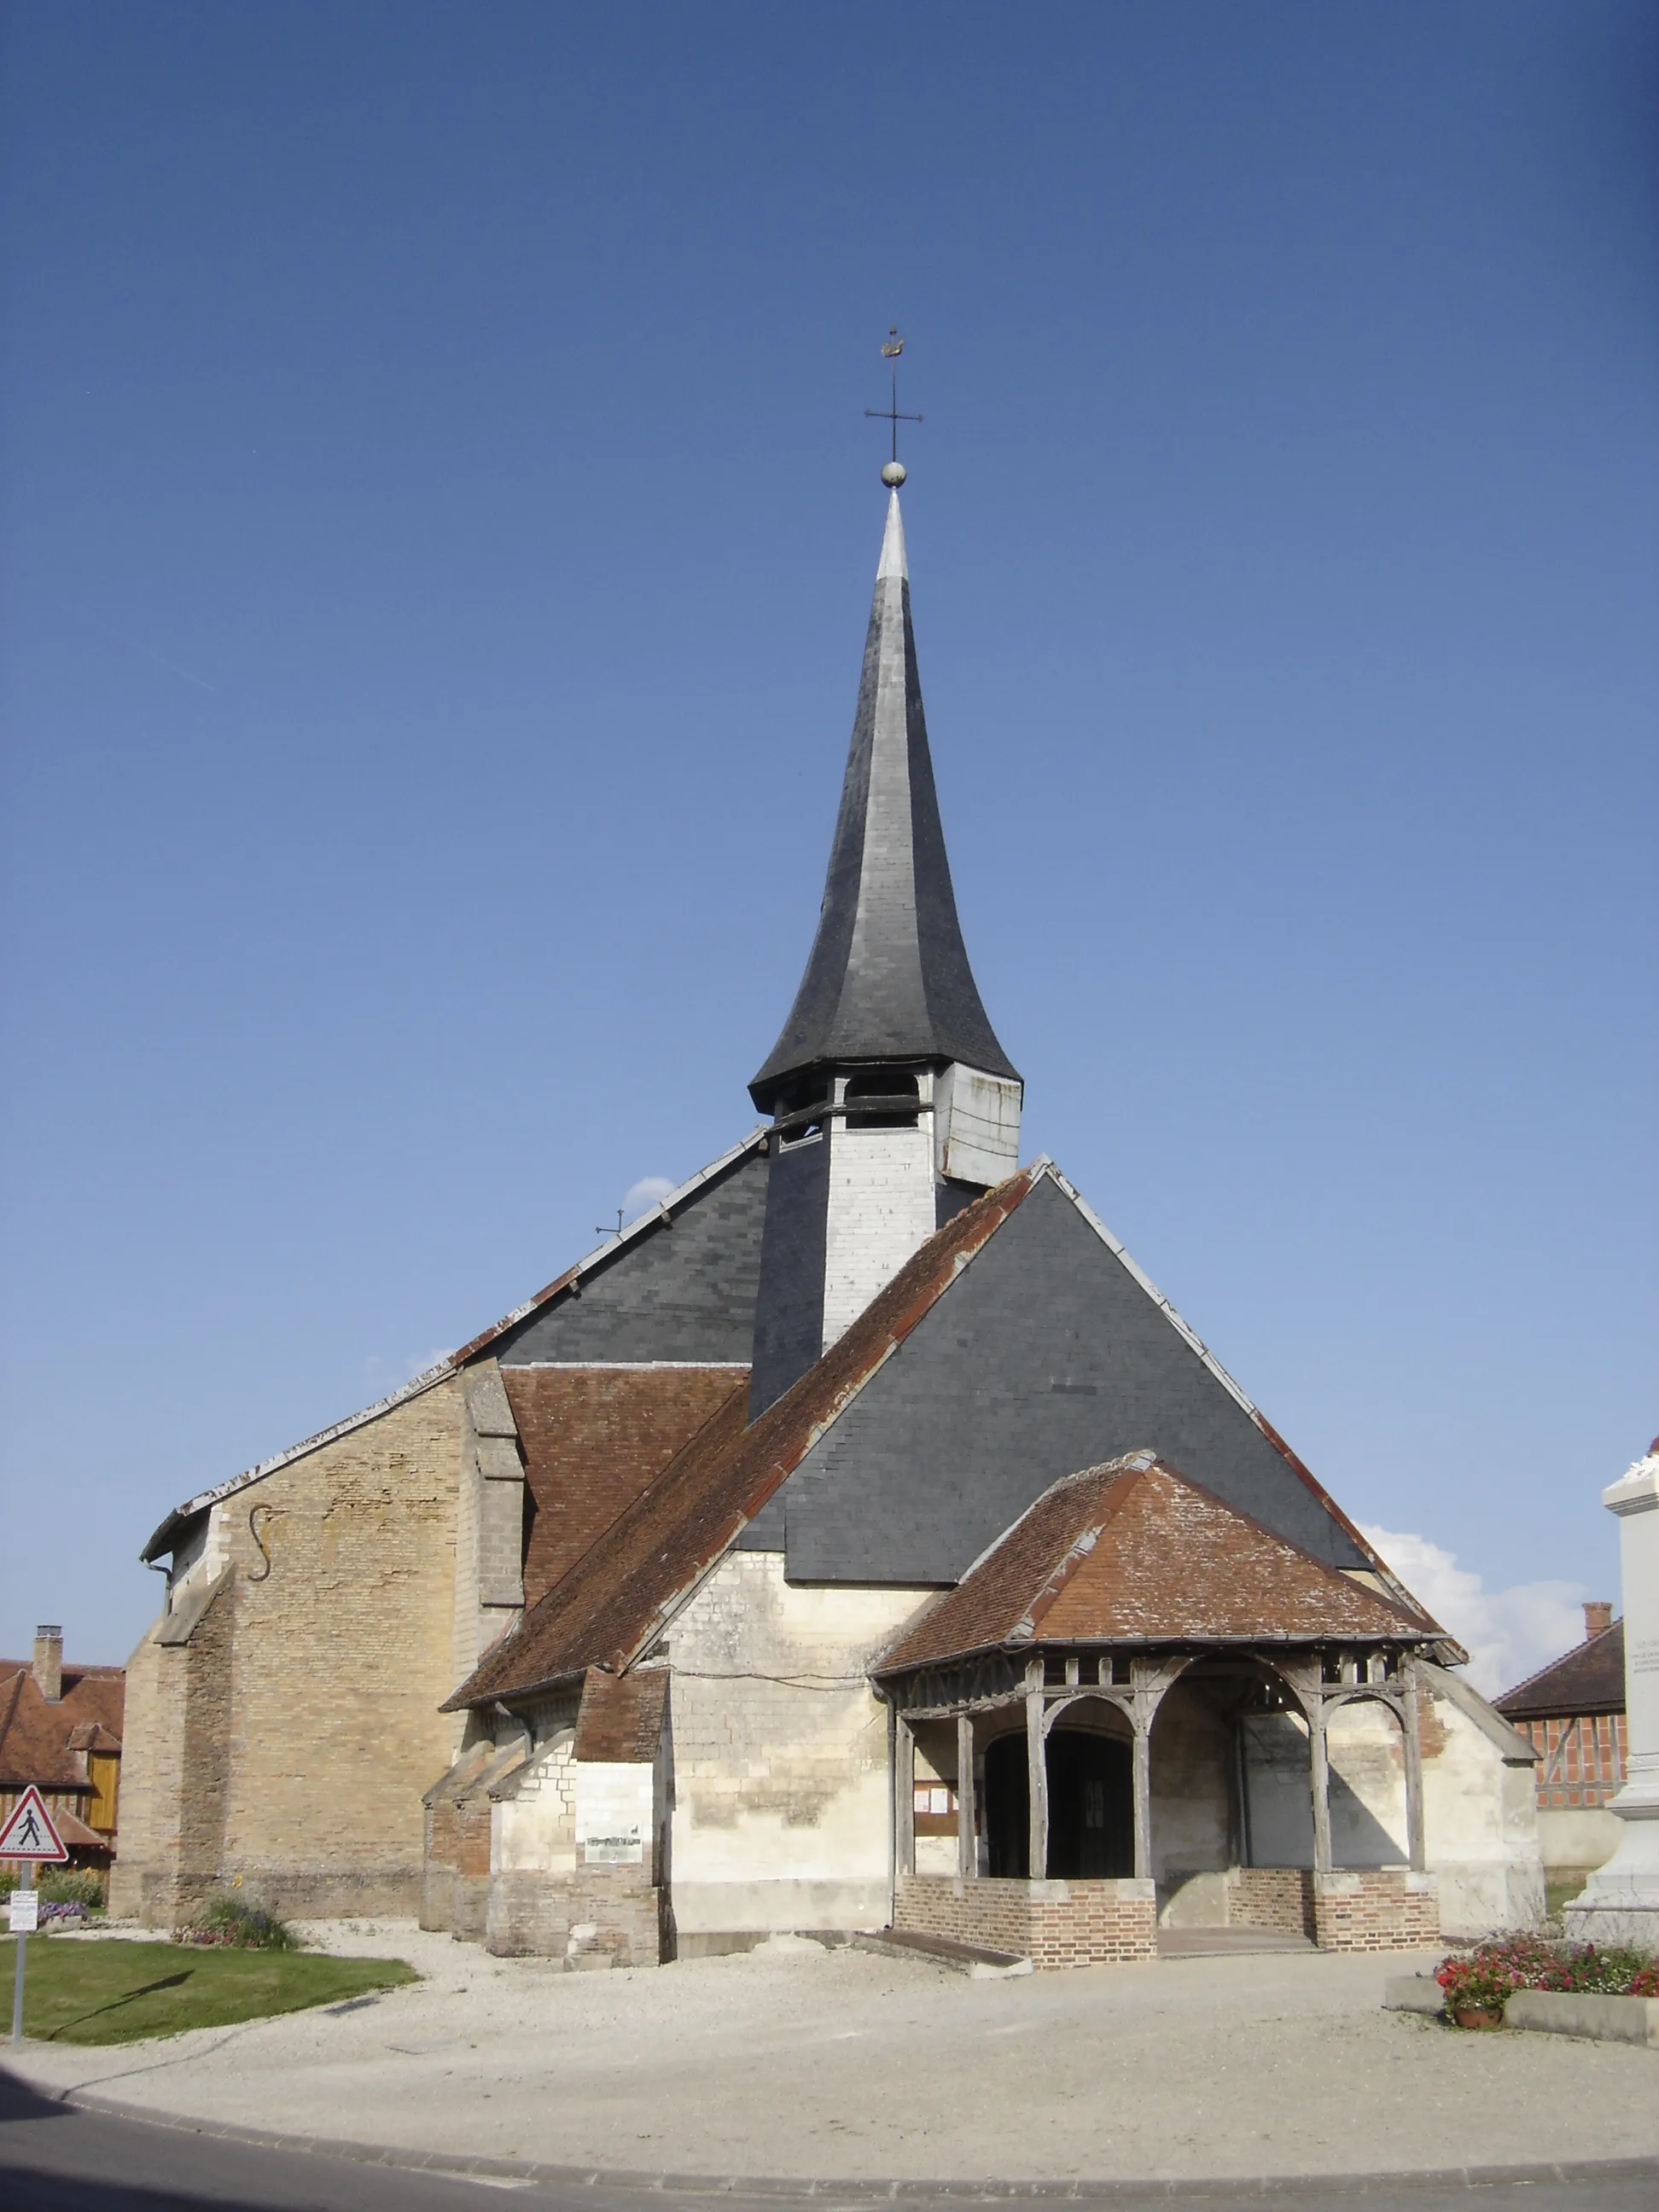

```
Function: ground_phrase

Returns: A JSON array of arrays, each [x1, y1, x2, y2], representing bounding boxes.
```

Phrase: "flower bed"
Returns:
[[176, 1895, 297, 1952], [1437, 1935, 1659, 2025]]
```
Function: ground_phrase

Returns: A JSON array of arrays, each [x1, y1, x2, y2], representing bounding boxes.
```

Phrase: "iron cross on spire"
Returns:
[[865, 327, 923, 483]]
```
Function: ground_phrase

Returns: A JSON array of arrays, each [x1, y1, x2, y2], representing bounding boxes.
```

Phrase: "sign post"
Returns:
[[2, 1786, 69, 2043]]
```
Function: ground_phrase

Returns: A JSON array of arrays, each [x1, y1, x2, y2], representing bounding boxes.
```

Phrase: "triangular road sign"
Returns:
[[0, 1786, 68, 1863]]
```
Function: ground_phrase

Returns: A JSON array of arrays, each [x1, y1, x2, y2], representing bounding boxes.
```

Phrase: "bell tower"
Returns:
[[748, 471, 1022, 1417]]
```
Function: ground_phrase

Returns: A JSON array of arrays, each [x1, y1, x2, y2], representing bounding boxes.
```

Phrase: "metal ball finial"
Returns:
[[881, 460, 907, 488]]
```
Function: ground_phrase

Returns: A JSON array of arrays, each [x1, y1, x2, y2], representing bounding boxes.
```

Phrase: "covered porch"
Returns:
[[870, 1452, 1447, 1969]]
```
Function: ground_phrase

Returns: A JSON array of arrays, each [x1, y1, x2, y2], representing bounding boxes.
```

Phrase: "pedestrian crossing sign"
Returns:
[[0, 1786, 68, 1863]]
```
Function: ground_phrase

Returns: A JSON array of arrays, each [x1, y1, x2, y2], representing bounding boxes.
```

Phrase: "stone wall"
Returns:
[[1312, 1868, 1439, 1952], [821, 1116, 937, 1348], [894, 1874, 1157, 1967], [108, 1573, 234, 1925], [666, 1551, 934, 1938], [116, 1378, 467, 1925]]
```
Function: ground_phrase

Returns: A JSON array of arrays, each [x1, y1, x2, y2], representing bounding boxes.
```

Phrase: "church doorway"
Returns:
[[981, 1727, 1135, 1878]]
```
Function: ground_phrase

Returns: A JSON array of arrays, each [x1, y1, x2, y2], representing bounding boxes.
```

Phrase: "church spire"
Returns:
[[748, 485, 1018, 1112], [746, 474, 1024, 1419]]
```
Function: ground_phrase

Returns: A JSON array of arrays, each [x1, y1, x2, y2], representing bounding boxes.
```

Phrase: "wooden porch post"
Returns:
[[1026, 1668, 1048, 1880], [956, 1710, 976, 1879], [1308, 1698, 1332, 1875], [1132, 1720, 1153, 1880], [1401, 1661, 1427, 1873], [894, 1714, 916, 1880]]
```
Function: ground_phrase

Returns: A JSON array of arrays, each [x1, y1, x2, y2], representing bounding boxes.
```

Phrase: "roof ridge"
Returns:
[[1023, 1462, 1153, 1638], [446, 1166, 1039, 1708], [142, 1126, 771, 1563], [1039, 1161, 1425, 1613]]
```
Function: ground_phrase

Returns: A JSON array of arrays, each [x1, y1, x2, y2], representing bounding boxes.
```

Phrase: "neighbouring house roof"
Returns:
[[445, 1169, 1041, 1708], [873, 1452, 1441, 1675], [140, 1127, 770, 1562], [506, 1367, 751, 1606], [750, 490, 1018, 1109], [1495, 1621, 1626, 1721], [0, 1662, 124, 1793], [573, 1668, 670, 1762]]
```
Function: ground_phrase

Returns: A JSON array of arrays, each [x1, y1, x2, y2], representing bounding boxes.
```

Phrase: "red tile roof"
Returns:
[[445, 1170, 1039, 1708], [1495, 1620, 1624, 1720], [505, 1367, 749, 1605], [0, 1663, 124, 1793], [875, 1452, 1440, 1673]]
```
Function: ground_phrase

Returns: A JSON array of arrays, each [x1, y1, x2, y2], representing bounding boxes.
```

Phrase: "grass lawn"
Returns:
[[1, 1936, 416, 2046]]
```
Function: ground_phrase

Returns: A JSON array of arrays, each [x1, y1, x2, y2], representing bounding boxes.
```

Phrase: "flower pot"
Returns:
[[1452, 2004, 1504, 2031]]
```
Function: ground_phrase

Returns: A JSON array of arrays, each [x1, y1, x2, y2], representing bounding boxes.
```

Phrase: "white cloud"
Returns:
[[1359, 1523, 1586, 1697], [623, 1175, 675, 1221]]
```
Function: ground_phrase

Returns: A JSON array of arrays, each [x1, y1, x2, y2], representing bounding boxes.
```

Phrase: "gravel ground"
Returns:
[[6, 1919, 1655, 2184]]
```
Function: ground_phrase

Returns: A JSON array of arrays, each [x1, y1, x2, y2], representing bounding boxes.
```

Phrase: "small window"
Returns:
[[844, 1070, 919, 1129], [775, 1079, 829, 1148]]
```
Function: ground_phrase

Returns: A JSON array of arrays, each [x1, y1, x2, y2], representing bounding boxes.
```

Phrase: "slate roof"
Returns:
[[448, 1164, 1430, 1708], [740, 1162, 1397, 1584], [874, 1452, 1440, 1674], [445, 1170, 1039, 1707], [1495, 1621, 1625, 1720], [141, 1128, 768, 1562], [750, 491, 1017, 1108], [0, 1662, 125, 1792]]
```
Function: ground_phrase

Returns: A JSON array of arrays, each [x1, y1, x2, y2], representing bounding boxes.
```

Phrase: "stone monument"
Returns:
[[1565, 1439, 1659, 1949]]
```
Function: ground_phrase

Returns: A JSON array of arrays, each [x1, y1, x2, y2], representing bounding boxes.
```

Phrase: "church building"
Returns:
[[114, 472, 1545, 1966]]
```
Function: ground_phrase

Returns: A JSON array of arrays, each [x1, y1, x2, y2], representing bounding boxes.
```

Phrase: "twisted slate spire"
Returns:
[[750, 492, 1018, 1110]]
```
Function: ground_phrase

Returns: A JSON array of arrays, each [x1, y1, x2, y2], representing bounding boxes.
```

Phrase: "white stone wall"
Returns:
[[1537, 1804, 1623, 1877], [664, 1551, 935, 1934], [576, 1762, 654, 1866], [493, 1726, 578, 1877], [821, 1117, 937, 1348], [1421, 1687, 1546, 1936]]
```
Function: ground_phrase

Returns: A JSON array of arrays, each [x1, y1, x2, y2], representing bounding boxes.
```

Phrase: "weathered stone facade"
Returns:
[[115, 1378, 467, 1924], [663, 1551, 931, 1942]]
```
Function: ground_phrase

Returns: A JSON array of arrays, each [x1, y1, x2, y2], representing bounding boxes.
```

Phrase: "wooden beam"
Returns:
[[1309, 1703, 1332, 1876], [1401, 1660, 1427, 1873], [894, 1714, 916, 1880], [957, 1709, 975, 1880], [1026, 1668, 1048, 1881], [1132, 1721, 1153, 1880]]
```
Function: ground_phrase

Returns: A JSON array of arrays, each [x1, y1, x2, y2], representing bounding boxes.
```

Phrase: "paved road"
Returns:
[[3, 2074, 1657, 2212]]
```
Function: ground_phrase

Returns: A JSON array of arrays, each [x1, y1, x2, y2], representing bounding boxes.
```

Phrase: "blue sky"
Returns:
[[2, 2, 1654, 1680]]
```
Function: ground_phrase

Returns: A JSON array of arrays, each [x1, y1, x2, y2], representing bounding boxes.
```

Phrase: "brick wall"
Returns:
[[894, 1874, 1158, 1967], [109, 1573, 236, 1925], [1227, 1865, 1315, 1939], [1312, 1868, 1439, 1952], [116, 1379, 466, 1926], [1517, 1714, 1627, 1809]]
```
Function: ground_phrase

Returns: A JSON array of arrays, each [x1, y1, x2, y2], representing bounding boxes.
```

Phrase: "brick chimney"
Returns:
[[1583, 1600, 1614, 1640], [32, 1625, 62, 1703]]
